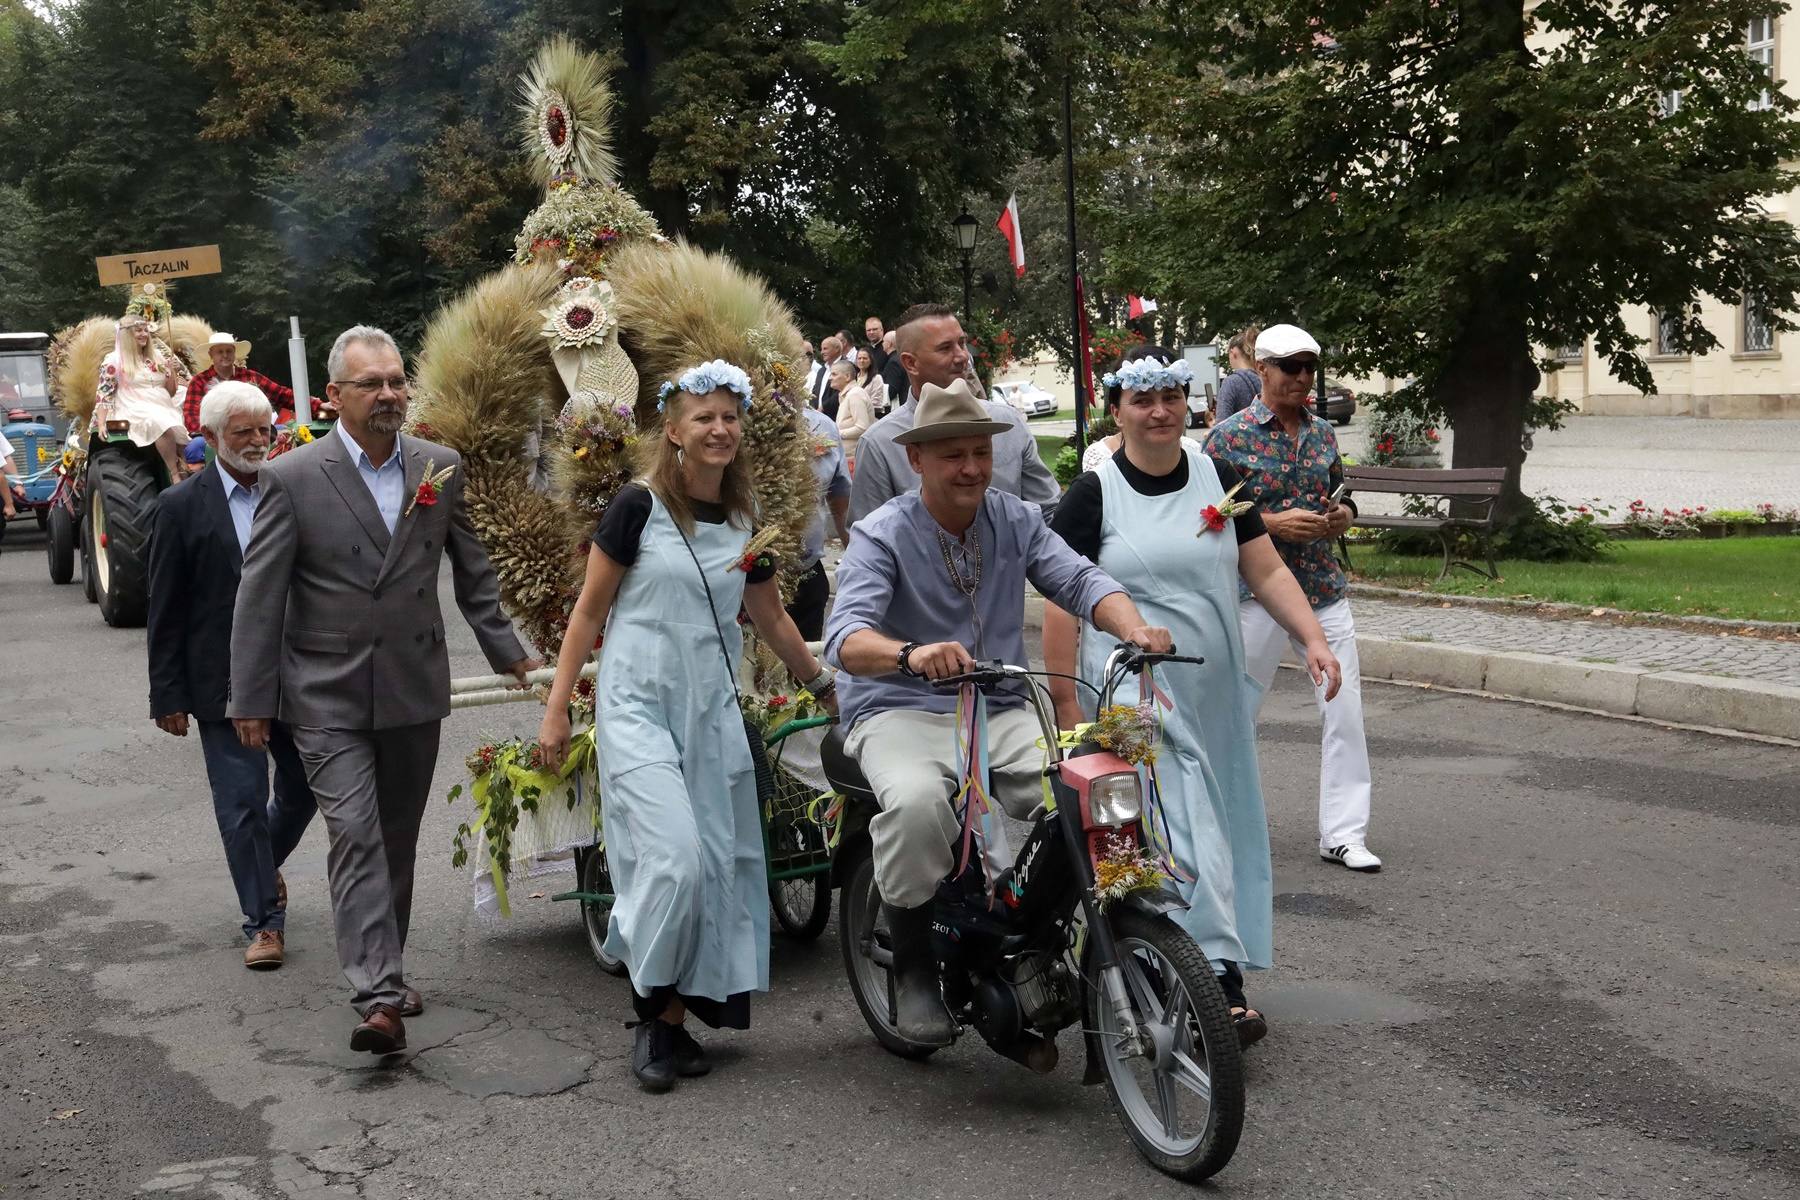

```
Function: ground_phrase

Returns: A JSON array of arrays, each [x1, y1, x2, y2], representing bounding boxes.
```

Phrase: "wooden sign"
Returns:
[[95, 244, 223, 287]]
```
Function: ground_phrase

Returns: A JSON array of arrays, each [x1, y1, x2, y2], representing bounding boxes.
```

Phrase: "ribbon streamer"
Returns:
[[950, 683, 1001, 897], [1135, 667, 1192, 883]]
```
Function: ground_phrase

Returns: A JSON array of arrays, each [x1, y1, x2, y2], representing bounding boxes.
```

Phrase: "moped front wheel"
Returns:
[[837, 851, 938, 1060], [1087, 909, 1244, 1182], [577, 844, 628, 978]]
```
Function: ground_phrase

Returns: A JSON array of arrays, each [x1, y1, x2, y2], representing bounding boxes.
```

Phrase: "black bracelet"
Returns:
[[896, 641, 922, 677]]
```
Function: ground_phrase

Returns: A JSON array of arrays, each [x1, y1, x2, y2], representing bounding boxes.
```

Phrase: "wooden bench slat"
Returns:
[[1342, 479, 1504, 496], [1344, 466, 1506, 482]]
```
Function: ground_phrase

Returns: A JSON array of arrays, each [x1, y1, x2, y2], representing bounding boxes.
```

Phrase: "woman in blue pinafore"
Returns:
[[539, 361, 834, 1092], [1045, 345, 1342, 1047]]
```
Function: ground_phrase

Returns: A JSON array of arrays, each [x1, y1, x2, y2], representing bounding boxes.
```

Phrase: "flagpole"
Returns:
[[1063, 67, 1086, 455]]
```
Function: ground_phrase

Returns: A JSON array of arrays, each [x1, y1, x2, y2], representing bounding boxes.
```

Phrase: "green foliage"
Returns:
[[1052, 444, 1081, 487], [1103, 0, 1800, 492], [1351, 537, 1800, 622], [2, 0, 1073, 370], [1373, 492, 1611, 563], [1494, 495, 1613, 563], [1360, 395, 1442, 465]]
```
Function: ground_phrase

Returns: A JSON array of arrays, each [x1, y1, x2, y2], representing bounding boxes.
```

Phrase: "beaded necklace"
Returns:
[[935, 519, 984, 656]]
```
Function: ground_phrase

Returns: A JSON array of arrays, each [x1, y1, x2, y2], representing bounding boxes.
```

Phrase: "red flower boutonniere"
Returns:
[[405, 460, 457, 516], [1197, 480, 1254, 537], [733, 549, 774, 574]]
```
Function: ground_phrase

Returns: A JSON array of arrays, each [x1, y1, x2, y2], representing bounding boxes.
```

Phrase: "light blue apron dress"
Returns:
[[1078, 445, 1273, 970], [596, 492, 769, 1018]]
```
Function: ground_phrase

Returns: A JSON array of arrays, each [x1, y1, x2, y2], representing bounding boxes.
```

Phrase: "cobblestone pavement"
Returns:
[[1330, 414, 1800, 515], [1037, 414, 1799, 514], [1352, 594, 1800, 685]]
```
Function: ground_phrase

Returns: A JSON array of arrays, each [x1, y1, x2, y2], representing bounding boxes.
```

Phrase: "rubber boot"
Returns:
[[882, 903, 957, 1046]]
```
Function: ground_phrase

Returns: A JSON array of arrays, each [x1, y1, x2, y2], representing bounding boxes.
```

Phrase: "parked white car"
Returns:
[[991, 380, 1059, 418]]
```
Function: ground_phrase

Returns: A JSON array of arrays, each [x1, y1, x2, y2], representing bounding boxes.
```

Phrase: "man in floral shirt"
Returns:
[[1207, 323, 1382, 874]]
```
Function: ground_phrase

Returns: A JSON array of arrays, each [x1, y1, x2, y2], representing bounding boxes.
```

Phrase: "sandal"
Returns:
[[1230, 1005, 1268, 1048]]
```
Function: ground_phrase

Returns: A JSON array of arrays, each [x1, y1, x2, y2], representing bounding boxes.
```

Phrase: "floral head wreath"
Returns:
[[656, 359, 755, 411], [1102, 356, 1194, 394]]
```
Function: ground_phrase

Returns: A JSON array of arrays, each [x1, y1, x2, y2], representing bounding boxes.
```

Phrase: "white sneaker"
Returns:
[[1321, 843, 1382, 872]]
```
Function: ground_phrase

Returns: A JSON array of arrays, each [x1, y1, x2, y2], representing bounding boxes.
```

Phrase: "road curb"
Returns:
[[1357, 635, 1800, 743], [1349, 583, 1800, 637]]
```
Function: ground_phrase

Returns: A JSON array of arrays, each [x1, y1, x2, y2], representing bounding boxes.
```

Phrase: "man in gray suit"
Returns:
[[229, 325, 535, 1055]]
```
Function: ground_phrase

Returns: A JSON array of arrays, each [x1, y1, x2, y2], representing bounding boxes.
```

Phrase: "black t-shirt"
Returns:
[[1050, 448, 1267, 562], [593, 483, 777, 583]]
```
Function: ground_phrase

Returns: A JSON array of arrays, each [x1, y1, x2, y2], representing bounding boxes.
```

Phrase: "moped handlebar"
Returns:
[[1108, 643, 1206, 673], [928, 660, 1019, 692]]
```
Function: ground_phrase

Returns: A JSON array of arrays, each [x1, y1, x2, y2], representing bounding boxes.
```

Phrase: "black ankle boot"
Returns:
[[882, 902, 956, 1046], [631, 1021, 677, 1092], [668, 1024, 711, 1078]]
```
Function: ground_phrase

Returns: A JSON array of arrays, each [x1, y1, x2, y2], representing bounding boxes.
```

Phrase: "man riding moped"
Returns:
[[823, 377, 1171, 1046]]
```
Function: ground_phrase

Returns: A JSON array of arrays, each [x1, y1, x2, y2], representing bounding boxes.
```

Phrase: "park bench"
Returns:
[[1339, 466, 1507, 580]]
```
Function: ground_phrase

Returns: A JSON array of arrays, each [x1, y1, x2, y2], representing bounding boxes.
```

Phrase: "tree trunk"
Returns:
[[1442, 294, 1538, 522], [620, 1, 693, 239], [1441, 0, 1537, 522]]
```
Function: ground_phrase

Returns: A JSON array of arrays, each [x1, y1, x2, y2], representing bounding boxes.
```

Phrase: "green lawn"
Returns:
[[1347, 536, 1800, 622], [1034, 433, 1066, 471]]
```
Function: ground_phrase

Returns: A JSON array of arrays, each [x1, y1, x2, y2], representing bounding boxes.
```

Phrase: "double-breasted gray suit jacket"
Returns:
[[227, 429, 524, 731]]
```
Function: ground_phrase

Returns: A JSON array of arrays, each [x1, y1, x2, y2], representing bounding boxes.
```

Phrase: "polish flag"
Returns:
[[1128, 295, 1159, 318], [996, 194, 1026, 277]]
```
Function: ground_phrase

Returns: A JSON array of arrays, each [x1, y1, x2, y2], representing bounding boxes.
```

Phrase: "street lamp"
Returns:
[[952, 210, 979, 319]]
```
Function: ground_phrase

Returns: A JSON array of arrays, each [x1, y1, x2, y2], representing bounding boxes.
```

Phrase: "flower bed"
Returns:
[[1614, 500, 1799, 539]]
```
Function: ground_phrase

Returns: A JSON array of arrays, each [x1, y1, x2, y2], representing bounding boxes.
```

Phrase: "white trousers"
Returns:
[[844, 707, 1043, 909], [1239, 597, 1372, 850]]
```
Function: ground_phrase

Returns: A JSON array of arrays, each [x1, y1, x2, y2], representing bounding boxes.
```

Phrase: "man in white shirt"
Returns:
[[147, 381, 317, 970], [848, 304, 1059, 527]]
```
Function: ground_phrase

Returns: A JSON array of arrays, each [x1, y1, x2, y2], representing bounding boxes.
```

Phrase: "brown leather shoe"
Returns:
[[244, 930, 284, 970], [350, 1005, 406, 1054], [275, 872, 287, 912], [399, 985, 423, 1017]]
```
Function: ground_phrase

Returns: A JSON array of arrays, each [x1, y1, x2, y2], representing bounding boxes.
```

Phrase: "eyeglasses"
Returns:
[[331, 376, 411, 394], [1268, 356, 1318, 376]]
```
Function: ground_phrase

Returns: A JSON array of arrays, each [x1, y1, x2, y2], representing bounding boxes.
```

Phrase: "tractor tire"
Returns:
[[80, 502, 97, 603], [45, 502, 76, 584], [87, 450, 160, 627]]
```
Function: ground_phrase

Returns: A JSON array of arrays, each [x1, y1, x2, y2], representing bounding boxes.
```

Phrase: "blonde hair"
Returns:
[[116, 318, 156, 377], [633, 387, 757, 536]]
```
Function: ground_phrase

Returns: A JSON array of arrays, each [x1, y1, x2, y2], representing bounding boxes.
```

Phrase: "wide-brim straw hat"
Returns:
[[208, 332, 254, 363], [894, 377, 1010, 444]]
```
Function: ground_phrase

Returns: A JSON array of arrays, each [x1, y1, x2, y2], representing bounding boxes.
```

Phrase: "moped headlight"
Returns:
[[1087, 772, 1142, 828]]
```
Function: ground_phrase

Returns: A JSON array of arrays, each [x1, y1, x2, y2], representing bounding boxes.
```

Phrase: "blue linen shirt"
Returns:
[[824, 490, 1126, 730], [335, 419, 406, 534], [218, 468, 261, 556], [800, 406, 851, 569]]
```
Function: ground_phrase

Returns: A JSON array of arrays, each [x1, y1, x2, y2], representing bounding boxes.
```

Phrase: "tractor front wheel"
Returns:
[[87, 450, 160, 627]]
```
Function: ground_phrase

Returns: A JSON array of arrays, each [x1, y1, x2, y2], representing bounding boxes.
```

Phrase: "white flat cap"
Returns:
[[1254, 323, 1321, 360]]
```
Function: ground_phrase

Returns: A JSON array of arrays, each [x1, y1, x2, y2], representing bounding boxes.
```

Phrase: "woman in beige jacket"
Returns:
[[832, 359, 875, 468]]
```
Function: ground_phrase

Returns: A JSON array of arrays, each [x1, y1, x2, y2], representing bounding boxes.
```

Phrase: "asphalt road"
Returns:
[[3, 523, 1798, 1199]]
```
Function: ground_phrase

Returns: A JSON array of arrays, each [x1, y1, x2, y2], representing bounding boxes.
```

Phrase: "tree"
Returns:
[[1108, 0, 1800, 514]]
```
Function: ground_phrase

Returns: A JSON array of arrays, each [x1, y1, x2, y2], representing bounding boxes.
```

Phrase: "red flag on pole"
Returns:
[[1075, 273, 1096, 410], [1127, 294, 1159, 319], [996, 194, 1026, 278]]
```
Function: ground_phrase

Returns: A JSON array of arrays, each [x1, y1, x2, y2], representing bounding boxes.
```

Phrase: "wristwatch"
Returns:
[[896, 641, 922, 678]]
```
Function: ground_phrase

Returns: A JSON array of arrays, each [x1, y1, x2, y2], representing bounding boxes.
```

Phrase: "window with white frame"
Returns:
[[1659, 88, 1682, 117], [1743, 293, 1776, 353], [1748, 18, 1775, 112], [1654, 310, 1684, 356], [1555, 341, 1584, 362]]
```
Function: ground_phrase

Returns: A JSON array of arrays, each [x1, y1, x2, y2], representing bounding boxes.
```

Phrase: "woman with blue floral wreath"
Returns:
[[1043, 344, 1340, 1046], [537, 360, 833, 1092]]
